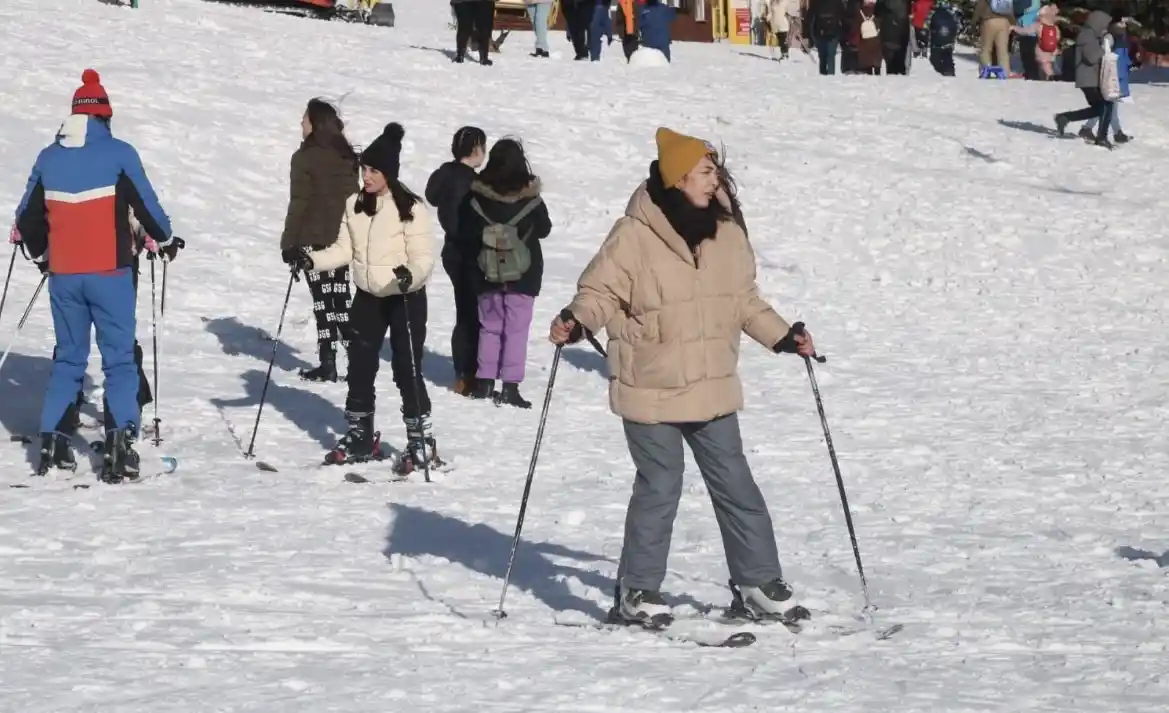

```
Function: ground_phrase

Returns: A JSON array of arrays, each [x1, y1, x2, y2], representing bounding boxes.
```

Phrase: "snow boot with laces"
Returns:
[[323, 411, 384, 465], [100, 426, 140, 484], [394, 412, 444, 476], [36, 432, 77, 476]]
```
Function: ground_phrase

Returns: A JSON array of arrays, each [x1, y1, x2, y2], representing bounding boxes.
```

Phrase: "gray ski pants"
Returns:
[[616, 414, 782, 592]]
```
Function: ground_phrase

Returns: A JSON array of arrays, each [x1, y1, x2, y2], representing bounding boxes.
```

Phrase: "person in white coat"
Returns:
[[763, 0, 794, 58], [293, 123, 442, 475]]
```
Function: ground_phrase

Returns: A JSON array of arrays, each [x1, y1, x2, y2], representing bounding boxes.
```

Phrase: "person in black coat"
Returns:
[[425, 126, 486, 396], [455, 138, 551, 408]]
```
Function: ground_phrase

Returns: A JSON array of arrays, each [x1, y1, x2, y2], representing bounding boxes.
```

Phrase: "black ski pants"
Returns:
[[345, 287, 430, 419], [1058, 88, 1114, 140], [455, 1, 495, 62], [441, 243, 479, 381], [563, 0, 591, 58], [304, 264, 350, 357], [930, 46, 954, 76]]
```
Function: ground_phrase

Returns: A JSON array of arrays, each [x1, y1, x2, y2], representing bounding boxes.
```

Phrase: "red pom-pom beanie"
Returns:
[[72, 68, 112, 118]]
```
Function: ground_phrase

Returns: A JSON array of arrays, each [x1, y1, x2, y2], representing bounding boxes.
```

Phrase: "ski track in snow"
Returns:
[[2, 0, 1169, 710]]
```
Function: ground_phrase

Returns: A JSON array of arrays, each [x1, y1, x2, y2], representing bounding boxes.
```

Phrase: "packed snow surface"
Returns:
[[2, 0, 1168, 711]]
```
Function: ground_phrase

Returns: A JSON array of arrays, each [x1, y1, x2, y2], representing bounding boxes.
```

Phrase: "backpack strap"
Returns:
[[469, 197, 494, 224], [504, 196, 544, 227]]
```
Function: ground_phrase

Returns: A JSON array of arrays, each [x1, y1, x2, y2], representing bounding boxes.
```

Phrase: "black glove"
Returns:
[[393, 265, 413, 292], [773, 325, 801, 354], [36, 259, 49, 275], [559, 308, 584, 344], [158, 237, 185, 261], [281, 247, 303, 266]]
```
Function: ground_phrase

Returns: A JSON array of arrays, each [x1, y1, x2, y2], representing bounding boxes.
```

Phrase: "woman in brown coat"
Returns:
[[550, 128, 816, 626], [280, 98, 360, 382]]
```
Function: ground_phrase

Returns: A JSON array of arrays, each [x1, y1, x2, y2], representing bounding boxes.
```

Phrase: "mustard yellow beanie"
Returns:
[[655, 127, 713, 188]]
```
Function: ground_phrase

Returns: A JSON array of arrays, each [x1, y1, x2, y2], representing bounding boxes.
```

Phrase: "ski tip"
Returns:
[[722, 631, 757, 648], [9, 483, 31, 488], [343, 472, 370, 484], [9, 435, 32, 444], [255, 462, 278, 472]]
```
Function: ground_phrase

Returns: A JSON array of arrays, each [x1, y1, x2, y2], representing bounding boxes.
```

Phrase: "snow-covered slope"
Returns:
[[2, 0, 1169, 710]]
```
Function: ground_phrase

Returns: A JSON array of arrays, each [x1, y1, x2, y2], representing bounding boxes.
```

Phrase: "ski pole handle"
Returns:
[[790, 321, 826, 364]]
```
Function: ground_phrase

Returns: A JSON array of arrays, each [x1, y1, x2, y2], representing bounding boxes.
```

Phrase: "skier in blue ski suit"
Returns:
[[13, 69, 182, 480]]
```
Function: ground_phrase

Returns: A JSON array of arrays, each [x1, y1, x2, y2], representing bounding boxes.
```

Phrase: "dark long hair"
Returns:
[[476, 138, 537, 196], [304, 98, 358, 163], [356, 178, 422, 223]]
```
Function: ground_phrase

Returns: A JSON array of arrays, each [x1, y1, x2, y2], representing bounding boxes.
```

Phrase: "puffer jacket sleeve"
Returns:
[[567, 218, 639, 334], [402, 202, 437, 290], [311, 204, 355, 273], [280, 149, 311, 251], [1078, 24, 1103, 68]]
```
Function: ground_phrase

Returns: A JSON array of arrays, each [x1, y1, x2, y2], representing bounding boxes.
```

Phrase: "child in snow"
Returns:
[[293, 123, 442, 475], [14, 69, 180, 483], [425, 126, 487, 396], [1082, 17, 1132, 144], [280, 98, 360, 383], [456, 138, 551, 409], [638, 0, 676, 61], [549, 127, 817, 624], [1012, 4, 1060, 80], [927, 0, 958, 76]]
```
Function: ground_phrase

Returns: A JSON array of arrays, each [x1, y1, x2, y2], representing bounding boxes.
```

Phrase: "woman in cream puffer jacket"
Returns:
[[549, 127, 817, 627], [299, 122, 441, 477]]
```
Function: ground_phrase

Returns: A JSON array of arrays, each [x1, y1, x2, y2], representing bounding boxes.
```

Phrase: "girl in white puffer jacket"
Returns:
[[300, 122, 443, 476]]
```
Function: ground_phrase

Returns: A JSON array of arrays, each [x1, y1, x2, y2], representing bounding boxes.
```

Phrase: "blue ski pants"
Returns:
[[589, 4, 613, 60], [41, 269, 139, 435]]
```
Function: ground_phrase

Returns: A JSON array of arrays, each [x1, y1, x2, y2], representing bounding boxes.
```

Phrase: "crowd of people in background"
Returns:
[[449, 0, 675, 64]]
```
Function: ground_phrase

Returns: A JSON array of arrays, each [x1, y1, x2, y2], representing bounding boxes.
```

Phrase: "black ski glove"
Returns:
[[393, 265, 413, 292], [559, 308, 584, 345], [773, 325, 801, 354], [150, 236, 186, 262], [35, 259, 49, 275], [281, 247, 303, 266]]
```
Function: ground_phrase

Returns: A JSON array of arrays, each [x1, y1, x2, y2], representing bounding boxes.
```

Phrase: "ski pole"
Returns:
[[791, 323, 872, 613], [160, 258, 169, 318], [0, 274, 47, 377], [149, 258, 163, 446], [0, 244, 17, 325], [399, 290, 431, 483], [494, 336, 565, 621], [244, 269, 296, 461]]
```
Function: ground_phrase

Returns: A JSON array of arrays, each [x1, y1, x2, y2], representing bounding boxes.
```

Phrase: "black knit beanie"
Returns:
[[360, 122, 405, 179]]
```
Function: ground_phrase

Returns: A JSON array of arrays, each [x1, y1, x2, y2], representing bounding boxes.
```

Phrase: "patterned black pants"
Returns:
[[305, 266, 351, 354]]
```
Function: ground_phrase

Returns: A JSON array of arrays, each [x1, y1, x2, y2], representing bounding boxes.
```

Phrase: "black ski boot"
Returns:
[[494, 382, 532, 409], [299, 346, 338, 383], [394, 412, 444, 476], [470, 378, 496, 401], [324, 411, 383, 465], [36, 432, 77, 476], [101, 426, 140, 484]]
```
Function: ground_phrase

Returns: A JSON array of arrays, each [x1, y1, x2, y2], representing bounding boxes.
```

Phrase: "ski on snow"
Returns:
[[555, 604, 811, 649]]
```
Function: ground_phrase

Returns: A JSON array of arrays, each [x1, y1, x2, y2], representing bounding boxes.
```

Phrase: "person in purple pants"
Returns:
[[455, 138, 552, 408]]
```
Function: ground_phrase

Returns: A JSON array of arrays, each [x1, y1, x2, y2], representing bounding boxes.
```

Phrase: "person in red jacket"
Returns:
[[910, 0, 935, 56]]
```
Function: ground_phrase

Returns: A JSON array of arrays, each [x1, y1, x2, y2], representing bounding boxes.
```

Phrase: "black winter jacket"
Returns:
[[456, 179, 552, 298], [425, 160, 478, 239]]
